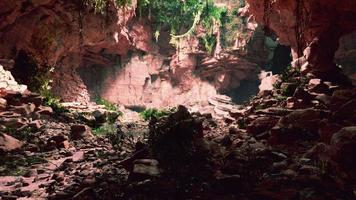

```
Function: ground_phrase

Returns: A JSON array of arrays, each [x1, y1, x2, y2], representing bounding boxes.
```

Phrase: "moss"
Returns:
[[140, 108, 175, 121]]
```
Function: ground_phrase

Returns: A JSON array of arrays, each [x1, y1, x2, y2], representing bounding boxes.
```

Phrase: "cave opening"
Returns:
[[222, 44, 292, 104], [12, 50, 39, 91]]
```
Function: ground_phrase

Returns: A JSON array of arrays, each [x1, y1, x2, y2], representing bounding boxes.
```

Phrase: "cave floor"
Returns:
[[1, 80, 356, 200]]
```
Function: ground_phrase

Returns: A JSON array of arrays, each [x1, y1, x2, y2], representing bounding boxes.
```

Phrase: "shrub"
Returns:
[[140, 108, 174, 121], [95, 98, 119, 112], [92, 123, 122, 145]]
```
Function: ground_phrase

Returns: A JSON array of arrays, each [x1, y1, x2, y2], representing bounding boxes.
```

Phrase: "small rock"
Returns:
[[28, 120, 42, 130], [131, 159, 161, 179], [36, 106, 53, 116], [0, 97, 7, 110]]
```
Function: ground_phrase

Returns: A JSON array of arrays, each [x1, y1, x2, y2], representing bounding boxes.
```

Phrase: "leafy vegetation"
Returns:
[[85, 0, 132, 13], [93, 123, 122, 145], [95, 98, 119, 112], [0, 155, 47, 176], [273, 65, 301, 90], [40, 82, 68, 114], [140, 108, 175, 121], [2, 127, 39, 142]]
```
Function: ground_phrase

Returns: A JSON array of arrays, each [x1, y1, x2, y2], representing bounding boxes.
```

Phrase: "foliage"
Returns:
[[93, 123, 122, 145], [2, 127, 39, 142], [41, 90, 67, 114], [273, 65, 302, 90], [139, 107, 174, 121], [0, 155, 47, 176], [85, 0, 132, 13], [95, 98, 119, 112]]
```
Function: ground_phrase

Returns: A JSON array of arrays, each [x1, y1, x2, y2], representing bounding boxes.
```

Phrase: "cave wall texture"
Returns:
[[246, 0, 356, 84], [1, 0, 355, 108], [0, 0, 282, 107]]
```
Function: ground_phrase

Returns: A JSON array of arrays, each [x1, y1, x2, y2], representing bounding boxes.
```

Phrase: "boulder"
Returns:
[[35, 106, 53, 117], [10, 103, 35, 116], [330, 126, 356, 180], [0, 117, 28, 129], [46, 135, 69, 150], [70, 124, 93, 140], [277, 108, 325, 133], [0, 133, 23, 152], [280, 82, 298, 96], [246, 116, 280, 136]]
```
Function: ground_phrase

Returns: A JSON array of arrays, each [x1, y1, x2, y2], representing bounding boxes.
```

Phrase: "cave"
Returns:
[[0, 0, 356, 199]]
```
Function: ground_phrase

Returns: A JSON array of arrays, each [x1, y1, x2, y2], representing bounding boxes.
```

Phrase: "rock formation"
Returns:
[[0, 0, 279, 108], [246, 0, 356, 83]]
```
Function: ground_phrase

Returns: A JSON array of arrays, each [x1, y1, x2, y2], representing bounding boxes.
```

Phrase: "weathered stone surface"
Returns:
[[330, 126, 356, 180], [70, 124, 93, 140], [132, 159, 161, 178], [246, 116, 279, 136], [0, 65, 27, 93], [0, 133, 23, 152], [246, 0, 356, 81]]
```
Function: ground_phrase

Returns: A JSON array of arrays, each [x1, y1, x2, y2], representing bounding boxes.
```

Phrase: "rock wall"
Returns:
[[246, 0, 356, 83], [0, 0, 280, 108]]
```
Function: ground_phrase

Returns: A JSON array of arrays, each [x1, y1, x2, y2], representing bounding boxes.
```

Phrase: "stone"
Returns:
[[308, 82, 330, 94], [280, 83, 298, 96], [131, 159, 161, 178], [0, 133, 23, 152], [246, 116, 279, 136], [36, 106, 53, 116], [285, 97, 306, 109], [28, 120, 42, 130], [228, 125, 239, 135], [330, 126, 356, 180], [333, 99, 356, 123], [0, 98, 7, 110], [46, 135, 69, 150], [315, 94, 331, 105], [278, 108, 324, 133], [259, 71, 279, 92], [308, 79, 321, 86], [318, 119, 342, 144], [0, 117, 28, 129], [10, 103, 35, 116], [70, 124, 93, 140]]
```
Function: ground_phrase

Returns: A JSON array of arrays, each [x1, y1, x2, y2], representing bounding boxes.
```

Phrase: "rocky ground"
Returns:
[[1, 70, 356, 199]]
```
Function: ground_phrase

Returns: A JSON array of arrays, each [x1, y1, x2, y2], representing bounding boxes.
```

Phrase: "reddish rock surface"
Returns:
[[246, 0, 356, 81]]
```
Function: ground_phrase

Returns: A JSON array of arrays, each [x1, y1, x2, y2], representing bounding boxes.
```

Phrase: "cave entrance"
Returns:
[[222, 44, 292, 104], [12, 50, 39, 91]]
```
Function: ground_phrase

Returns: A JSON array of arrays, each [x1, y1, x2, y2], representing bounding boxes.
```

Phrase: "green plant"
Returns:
[[85, 0, 132, 13], [273, 65, 301, 89], [2, 126, 40, 142], [95, 98, 119, 112], [140, 108, 174, 121], [93, 123, 122, 144]]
